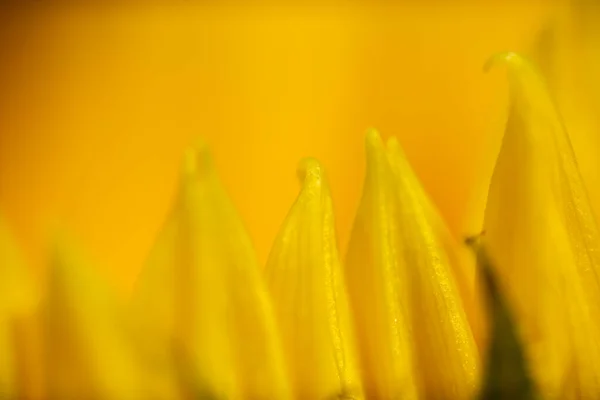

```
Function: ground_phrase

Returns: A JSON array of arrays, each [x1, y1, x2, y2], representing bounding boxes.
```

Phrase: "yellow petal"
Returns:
[[346, 130, 478, 399], [42, 233, 142, 399], [484, 52, 600, 397], [0, 317, 16, 398], [531, 3, 600, 249], [345, 130, 418, 400], [0, 216, 38, 398], [466, 236, 538, 400], [265, 158, 363, 399], [385, 133, 479, 398], [386, 136, 485, 351], [131, 140, 291, 399], [0, 217, 37, 317]]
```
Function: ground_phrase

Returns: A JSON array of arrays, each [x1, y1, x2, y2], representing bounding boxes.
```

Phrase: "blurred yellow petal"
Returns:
[[0, 318, 16, 398], [42, 234, 142, 399], [0, 216, 39, 398], [265, 158, 363, 399], [466, 236, 538, 400], [531, 1, 600, 235], [483, 52, 600, 397], [0, 218, 36, 317], [131, 140, 291, 399]]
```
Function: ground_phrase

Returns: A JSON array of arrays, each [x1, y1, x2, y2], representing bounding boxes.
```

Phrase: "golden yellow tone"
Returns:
[[3, 2, 600, 400], [466, 236, 538, 400], [483, 52, 600, 398], [265, 158, 362, 399], [42, 234, 142, 399], [0, 3, 548, 287], [0, 217, 38, 399], [344, 130, 479, 399], [131, 141, 291, 399], [2, 46, 600, 397]]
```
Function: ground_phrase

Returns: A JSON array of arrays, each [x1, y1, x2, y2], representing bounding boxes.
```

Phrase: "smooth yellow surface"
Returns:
[[3, 2, 600, 399], [0, 217, 37, 399], [0, 3, 548, 289], [532, 1, 600, 235], [42, 234, 142, 399], [131, 141, 291, 399], [483, 53, 600, 398], [265, 158, 363, 399]]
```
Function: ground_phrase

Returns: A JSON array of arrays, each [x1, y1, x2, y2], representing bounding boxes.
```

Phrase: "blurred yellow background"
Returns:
[[0, 2, 563, 291]]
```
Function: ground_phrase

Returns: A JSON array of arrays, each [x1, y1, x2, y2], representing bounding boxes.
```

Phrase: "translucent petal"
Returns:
[[131, 140, 291, 399], [42, 233, 143, 399], [484, 52, 600, 397], [386, 136, 485, 351], [385, 134, 480, 398], [265, 158, 363, 399], [346, 130, 479, 399], [345, 130, 417, 400]]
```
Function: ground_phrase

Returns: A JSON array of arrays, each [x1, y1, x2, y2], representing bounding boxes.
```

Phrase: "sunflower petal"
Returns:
[[385, 136, 485, 350], [42, 233, 142, 399], [131, 139, 291, 399], [385, 134, 479, 399], [347, 130, 480, 399], [345, 130, 418, 400], [265, 158, 363, 399], [347, 130, 478, 399], [0, 217, 39, 398], [466, 236, 538, 400], [483, 52, 600, 397]]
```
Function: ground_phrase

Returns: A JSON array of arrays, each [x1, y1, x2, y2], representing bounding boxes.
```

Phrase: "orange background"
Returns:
[[0, 2, 552, 291]]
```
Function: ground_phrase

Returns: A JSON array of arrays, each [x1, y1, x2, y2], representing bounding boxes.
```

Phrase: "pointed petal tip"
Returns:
[[385, 136, 408, 162], [182, 137, 213, 178], [365, 128, 383, 148], [484, 52, 549, 97], [365, 128, 385, 164], [296, 157, 324, 189]]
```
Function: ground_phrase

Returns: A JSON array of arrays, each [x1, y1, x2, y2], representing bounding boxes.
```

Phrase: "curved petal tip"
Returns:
[[483, 52, 525, 73], [483, 52, 549, 97]]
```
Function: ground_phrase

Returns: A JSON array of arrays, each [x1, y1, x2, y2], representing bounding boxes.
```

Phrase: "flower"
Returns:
[[2, 3, 600, 399], [2, 48, 600, 398]]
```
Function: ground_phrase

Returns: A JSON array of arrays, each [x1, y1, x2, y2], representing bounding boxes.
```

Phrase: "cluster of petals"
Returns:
[[1, 53, 600, 400]]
